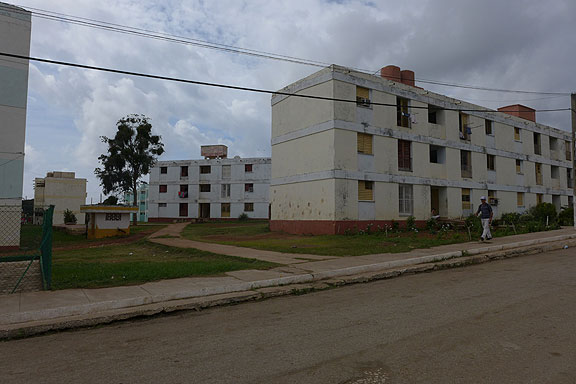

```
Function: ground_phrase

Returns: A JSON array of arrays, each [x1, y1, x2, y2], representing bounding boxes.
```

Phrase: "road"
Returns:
[[1, 248, 576, 383]]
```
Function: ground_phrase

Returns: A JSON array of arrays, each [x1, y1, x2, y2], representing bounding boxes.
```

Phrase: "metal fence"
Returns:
[[0, 205, 53, 294]]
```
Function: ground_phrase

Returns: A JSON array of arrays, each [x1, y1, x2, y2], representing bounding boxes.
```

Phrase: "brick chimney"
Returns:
[[497, 104, 536, 122], [380, 65, 415, 87]]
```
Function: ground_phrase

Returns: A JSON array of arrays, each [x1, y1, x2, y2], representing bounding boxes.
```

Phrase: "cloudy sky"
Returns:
[[6, 0, 576, 201]]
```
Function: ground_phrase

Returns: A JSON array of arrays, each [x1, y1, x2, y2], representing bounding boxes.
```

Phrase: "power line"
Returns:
[[1, 3, 571, 96], [0, 51, 570, 116]]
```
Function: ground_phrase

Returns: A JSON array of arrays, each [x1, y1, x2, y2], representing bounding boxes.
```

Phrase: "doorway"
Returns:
[[199, 203, 210, 219]]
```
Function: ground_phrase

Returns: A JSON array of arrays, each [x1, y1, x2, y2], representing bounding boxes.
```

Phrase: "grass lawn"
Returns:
[[52, 240, 276, 290], [17, 224, 167, 251], [181, 221, 473, 256]]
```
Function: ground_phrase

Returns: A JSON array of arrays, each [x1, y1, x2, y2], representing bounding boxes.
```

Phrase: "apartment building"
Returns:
[[34, 172, 87, 225], [123, 182, 149, 222], [0, 3, 31, 249], [148, 145, 271, 221], [270, 64, 573, 234]]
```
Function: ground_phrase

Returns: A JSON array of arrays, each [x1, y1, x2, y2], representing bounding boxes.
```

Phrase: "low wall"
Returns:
[[0, 259, 42, 295]]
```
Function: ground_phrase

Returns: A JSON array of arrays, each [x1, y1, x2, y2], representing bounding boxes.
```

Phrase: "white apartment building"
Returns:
[[270, 64, 574, 235], [34, 172, 87, 225], [148, 146, 271, 221], [0, 3, 31, 249]]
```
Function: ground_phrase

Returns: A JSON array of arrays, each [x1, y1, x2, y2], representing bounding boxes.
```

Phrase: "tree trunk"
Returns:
[[132, 181, 138, 227]]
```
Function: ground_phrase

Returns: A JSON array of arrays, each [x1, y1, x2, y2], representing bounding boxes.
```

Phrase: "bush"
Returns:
[[63, 209, 77, 224], [559, 207, 574, 226], [406, 216, 416, 231], [528, 202, 557, 224], [238, 213, 249, 221]]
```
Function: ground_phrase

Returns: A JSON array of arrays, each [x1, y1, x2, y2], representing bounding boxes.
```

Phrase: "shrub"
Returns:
[[238, 213, 249, 221], [559, 207, 574, 226], [528, 202, 557, 224], [63, 209, 77, 224], [426, 218, 438, 232], [406, 216, 416, 231], [391, 220, 399, 232]]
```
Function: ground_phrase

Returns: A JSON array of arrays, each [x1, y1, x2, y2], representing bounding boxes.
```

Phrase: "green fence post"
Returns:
[[40, 205, 54, 290]]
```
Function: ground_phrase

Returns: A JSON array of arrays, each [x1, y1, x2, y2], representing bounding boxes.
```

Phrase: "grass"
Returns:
[[52, 240, 277, 290], [181, 221, 471, 256]]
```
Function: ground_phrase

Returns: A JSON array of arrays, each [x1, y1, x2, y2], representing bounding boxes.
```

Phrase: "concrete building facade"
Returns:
[[123, 182, 149, 222], [0, 3, 31, 249], [270, 65, 574, 234], [148, 146, 271, 221], [34, 172, 87, 225]]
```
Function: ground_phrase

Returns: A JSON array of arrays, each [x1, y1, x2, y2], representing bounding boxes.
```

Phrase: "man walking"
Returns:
[[476, 196, 493, 241]]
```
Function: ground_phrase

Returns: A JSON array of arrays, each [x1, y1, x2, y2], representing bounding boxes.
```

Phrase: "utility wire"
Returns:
[[0, 51, 570, 115], [1, 3, 571, 96]]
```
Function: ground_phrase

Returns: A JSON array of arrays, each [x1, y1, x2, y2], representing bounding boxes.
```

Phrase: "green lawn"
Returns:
[[52, 240, 277, 290], [181, 222, 471, 256]]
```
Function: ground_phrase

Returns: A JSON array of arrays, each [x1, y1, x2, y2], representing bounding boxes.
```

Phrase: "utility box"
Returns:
[[80, 205, 138, 239]]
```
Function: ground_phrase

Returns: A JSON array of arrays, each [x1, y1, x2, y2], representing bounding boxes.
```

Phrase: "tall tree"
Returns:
[[95, 114, 164, 225]]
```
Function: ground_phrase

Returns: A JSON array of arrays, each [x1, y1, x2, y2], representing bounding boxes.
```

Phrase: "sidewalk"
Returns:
[[1, 226, 575, 339]]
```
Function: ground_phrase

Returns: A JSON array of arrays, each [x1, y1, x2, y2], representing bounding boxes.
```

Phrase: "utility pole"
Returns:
[[572, 93, 576, 229]]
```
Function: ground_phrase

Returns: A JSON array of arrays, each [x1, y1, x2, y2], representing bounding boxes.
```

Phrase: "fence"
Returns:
[[0, 205, 53, 294]]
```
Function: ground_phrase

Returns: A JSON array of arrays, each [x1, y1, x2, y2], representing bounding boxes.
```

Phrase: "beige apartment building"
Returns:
[[34, 172, 87, 225], [270, 65, 573, 234]]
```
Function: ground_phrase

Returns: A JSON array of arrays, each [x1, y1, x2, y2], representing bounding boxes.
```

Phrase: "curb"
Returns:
[[1, 233, 575, 339]]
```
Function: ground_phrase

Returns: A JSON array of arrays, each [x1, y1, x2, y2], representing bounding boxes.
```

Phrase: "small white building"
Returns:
[[0, 3, 31, 249], [34, 171, 87, 225], [148, 145, 271, 221]]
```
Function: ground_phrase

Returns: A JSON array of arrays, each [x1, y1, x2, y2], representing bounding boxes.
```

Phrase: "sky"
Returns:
[[4, 0, 576, 202]]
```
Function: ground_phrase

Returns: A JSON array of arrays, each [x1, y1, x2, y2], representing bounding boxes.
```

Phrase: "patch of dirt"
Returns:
[[204, 231, 298, 242]]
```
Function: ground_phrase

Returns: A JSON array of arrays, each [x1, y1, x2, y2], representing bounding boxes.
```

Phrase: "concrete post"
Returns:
[[572, 93, 576, 229]]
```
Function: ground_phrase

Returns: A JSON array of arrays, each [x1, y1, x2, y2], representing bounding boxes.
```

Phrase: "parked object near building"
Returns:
[[0, 3, 31, 250], [80, 205, 138, 239], [34, 172, 87, 225], [270, 65, 573, 234], [123, 182, 149, 222], [148, 146, 271, 221]]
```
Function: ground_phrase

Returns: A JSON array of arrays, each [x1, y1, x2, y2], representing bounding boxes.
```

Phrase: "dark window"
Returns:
[[179, 185, 188, 198], [245, 183, 254, 193], [429, 145, 445, 164], [460, 151, 472, 178], [199, 184, 211, 192], [179, 203, 188, 217], [200, 165, 211, 174], [180, 166, 189, 177], [398, 140, 412, 171], [534, 133, 541, 155], [397, 97, 410, 128], [244, 203, 254, 212], [428, 105, 440, 124], [487, 154, 496, 171], [485, 120, 493, 135], [459, 113, 470, 141], [159, 203, 167, 207], [159, 185, 167, 193], [245, 164, 253, 173], [160, 167, 167, 174]]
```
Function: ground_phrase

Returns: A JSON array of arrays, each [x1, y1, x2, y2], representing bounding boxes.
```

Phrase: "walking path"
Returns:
[[1, 224, 575, 338]]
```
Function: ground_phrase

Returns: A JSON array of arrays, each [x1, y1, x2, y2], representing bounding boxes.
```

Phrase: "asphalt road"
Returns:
[[2, 248, 576, 384]]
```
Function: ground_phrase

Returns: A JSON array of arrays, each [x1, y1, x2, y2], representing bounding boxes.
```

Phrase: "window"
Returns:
[[566, 140, 572, 161], [160, 167, 167, 174], [245, 183, 254, 193], [398, 140, 412, 171], [487, 154, 496, 171], [459, 113, 470, 141], [514, 127, 521, 141], [488, 190, 498, 206], [244, 203, 254, 212], [485, 120, 493, 135], [221, 184, 230, 198], [429, 145, 445, 164], [221, 203, 231, 218], [428, 105, 440, 124], [517, 192, 524, 207], [180, 166, 188, 177], [245, 164, 253, 173], [533, 132, 541, 155], [199, 184, 211, 192], [536, 193, 543, 205], [158, 203, 167, 208], [358, 180, 373, 201], [222, 165, 231, 179], [516, 159, 523, 174], [549, 137, 558, 151], [178, 185, 188, 198], [460, 150, 472, 178], [159, 185, 167, 193], [357, 133, 373, 155], [568, 169, 574, 188], [461, 188, 471, 210], [200, 165, 211, 174], [105, 213, 121, 221], [551, 166, 560, 179], [535, 163, 543, 185], [179, 203, 188, 217], [399, 184, 413, 215], [396, 97, 410, 128], [356, 86, 370, 107]]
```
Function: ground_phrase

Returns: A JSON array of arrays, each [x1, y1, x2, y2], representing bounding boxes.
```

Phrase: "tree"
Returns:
[[102, 195, 119, 205], [95, 114, 164, 225]]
